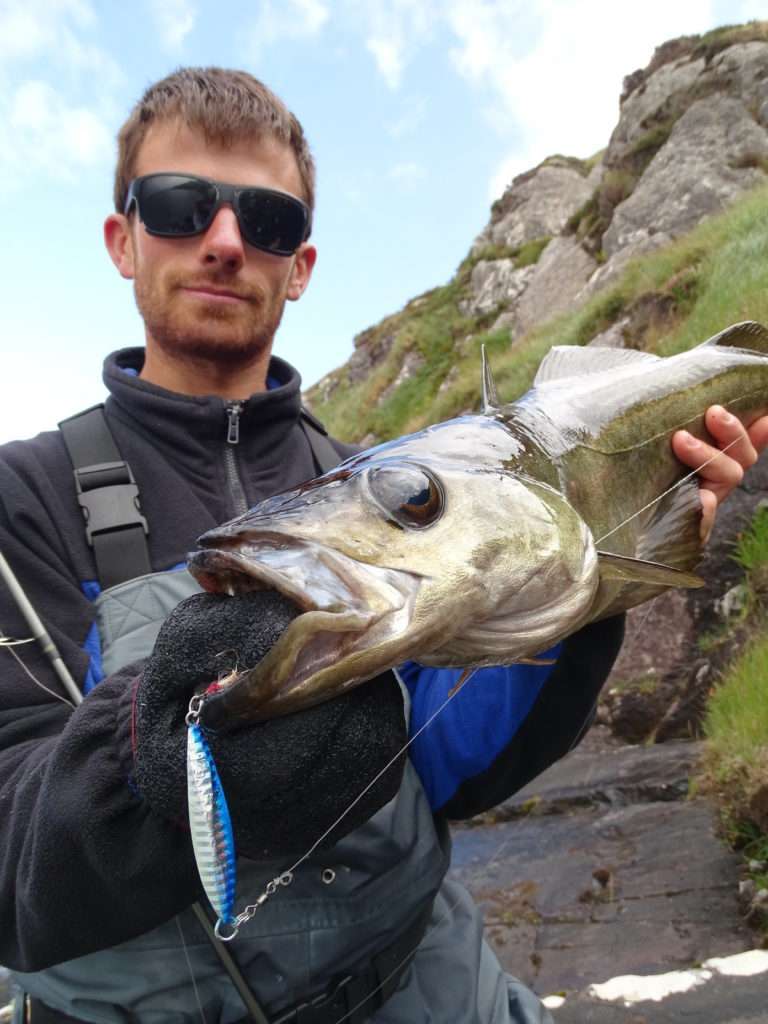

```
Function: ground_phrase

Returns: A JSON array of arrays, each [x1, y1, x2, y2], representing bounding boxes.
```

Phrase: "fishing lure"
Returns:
[[186, 695, 237, 927], [186, 694, 294, 938]]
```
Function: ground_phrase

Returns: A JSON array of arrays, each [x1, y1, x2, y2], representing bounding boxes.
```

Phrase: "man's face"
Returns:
[[106, 120, 315, 370]]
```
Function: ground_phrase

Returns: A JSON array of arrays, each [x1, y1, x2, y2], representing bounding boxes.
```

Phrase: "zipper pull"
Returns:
[[226, 402, 243, 445]]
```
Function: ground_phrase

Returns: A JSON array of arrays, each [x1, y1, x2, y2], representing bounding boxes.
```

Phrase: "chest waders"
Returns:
[[13, 407, 552, 1024]]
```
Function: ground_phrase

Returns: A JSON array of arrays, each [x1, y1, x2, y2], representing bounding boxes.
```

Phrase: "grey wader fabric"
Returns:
[[13, 572, 553, 1024]]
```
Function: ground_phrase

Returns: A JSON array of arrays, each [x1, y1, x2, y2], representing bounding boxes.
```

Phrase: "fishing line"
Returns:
[[204, 428, 754, 1016], [331, 674, 547, 1024], [212, 667, 479, 942], [327, 434, 755, 1022], [596, 436, 741, 545], [0, 641, 77, 709], [282, 667, 477, 875], [176, 916, 209, 1024]]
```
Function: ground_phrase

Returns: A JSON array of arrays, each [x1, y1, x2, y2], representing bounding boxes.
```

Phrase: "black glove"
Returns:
[[133, 591, 406, 859]]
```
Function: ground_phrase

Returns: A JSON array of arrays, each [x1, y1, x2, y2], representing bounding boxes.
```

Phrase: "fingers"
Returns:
[[671, 406, 762, 542], [671, 425, 745, 497], [698, 488, 717, 545], [746, 413, 768, 455], [704, 406, 759, 470]]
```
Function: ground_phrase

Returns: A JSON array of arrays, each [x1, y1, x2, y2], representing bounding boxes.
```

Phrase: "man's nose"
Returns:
[[201, 206, 245, 270]]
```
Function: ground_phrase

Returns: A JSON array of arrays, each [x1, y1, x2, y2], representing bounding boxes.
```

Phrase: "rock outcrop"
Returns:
[[464, 31, 768, 333], [323, 28, 768, 392], [473, 158, 596, 253]]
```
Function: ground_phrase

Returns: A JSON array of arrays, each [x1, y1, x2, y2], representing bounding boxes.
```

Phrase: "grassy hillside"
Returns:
[[307, 180, 768, 444], [696, 507, 768, 929]]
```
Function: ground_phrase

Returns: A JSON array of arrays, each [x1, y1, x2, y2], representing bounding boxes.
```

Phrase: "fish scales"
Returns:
[[188, 321, 768, 723]]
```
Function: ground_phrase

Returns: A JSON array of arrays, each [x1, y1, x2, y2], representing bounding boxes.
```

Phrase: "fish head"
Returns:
[[188, 417, 599, 721]]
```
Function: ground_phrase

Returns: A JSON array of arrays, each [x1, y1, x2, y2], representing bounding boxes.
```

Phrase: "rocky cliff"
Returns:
[[464, 27, 768, 337], [307, 22, 768, 438]]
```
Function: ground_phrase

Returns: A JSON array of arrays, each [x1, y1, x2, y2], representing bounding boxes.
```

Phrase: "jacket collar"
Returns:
[[102, 348, 305, 450]]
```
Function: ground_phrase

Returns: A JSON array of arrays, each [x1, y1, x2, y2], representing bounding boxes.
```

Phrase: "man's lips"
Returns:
[[182, 285, 250, 303]]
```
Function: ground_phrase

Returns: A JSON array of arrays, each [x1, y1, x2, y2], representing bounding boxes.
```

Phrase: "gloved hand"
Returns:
[[133, 591, 406, 859]]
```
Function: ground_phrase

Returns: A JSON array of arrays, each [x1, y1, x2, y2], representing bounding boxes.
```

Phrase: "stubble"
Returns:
[[134, 267, 287, 369]]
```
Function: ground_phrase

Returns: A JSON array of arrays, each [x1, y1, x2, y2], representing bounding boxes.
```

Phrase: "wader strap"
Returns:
[[25, 902, 432, 1024], [190, 903, 270, 1024], [250, 900, 432, 1024], [300, 409, 345, 475], [58, 405, 151, 590]]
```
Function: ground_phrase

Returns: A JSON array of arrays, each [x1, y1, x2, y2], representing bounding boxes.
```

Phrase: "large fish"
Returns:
[[189, 321, 768, 723]]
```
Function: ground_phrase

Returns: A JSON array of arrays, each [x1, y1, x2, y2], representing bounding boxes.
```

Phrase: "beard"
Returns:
[[134, 266, 287, 369]]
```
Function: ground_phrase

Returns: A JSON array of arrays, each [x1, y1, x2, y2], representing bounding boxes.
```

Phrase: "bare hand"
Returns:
[[672, 407, 768, 541]]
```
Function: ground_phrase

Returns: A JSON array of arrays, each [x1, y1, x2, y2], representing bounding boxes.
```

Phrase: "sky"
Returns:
[[1, 0, 764, 443]]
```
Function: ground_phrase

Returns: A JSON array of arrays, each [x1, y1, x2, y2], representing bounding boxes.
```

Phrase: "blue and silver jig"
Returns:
[[186, 696, 237, 926]]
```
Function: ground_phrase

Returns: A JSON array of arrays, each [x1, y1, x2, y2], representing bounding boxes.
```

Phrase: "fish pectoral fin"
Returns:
[[515, 656, 557, 666], [597, 551, 705, 589]]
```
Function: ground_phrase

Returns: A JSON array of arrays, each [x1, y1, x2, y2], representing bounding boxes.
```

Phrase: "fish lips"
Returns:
[[187, 536, 422, 721]]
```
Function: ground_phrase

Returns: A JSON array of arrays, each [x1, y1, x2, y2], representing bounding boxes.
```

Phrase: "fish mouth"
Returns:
[[187, 537, 422, 719]]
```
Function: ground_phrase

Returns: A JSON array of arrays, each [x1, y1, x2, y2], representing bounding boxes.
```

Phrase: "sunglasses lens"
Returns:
[[139, 176, 218, 236], [237, 190, 307, 254]]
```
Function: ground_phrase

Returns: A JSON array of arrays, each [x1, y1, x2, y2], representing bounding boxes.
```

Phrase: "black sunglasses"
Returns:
[[123, 173, 311, 257]]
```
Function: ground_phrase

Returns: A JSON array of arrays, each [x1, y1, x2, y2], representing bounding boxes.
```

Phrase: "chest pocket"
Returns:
[[96, 569, 204, 677]]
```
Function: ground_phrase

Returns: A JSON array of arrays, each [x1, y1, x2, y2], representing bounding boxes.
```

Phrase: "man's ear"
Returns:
[[104, 214, 136, 280], [286, 243, 317, 301]]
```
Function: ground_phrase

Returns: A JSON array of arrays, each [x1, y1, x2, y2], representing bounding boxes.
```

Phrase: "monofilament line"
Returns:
[[1, 643, 77, 709], [596, 436, 741, 546], [282, 667, 478, 876]]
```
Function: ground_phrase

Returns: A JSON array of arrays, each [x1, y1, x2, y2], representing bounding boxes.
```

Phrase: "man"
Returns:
[[0, 67, 764, 1024]]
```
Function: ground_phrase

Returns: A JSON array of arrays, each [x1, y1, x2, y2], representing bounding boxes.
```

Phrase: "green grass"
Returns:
[[307, 177, 768, 444], [696, 505, 768, 908], [703, 634, 768, 764], [735, 506, 768, 572]]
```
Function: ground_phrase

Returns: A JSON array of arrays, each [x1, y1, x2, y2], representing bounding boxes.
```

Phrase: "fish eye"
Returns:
[[366, 465, 443, 529]]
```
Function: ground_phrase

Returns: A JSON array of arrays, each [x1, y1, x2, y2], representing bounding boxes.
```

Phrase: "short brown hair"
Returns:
[[113, 66, 315, 215]]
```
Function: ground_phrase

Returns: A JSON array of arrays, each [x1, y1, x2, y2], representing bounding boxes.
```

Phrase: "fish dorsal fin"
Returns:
[[596, 551, 704, 589], [700, 320, 768, 353], [533, 345, 660, 385], [481, 345, 500, 413]]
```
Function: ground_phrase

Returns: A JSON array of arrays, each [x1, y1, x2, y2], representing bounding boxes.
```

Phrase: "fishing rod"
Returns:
[[0, 547, 82, 706]]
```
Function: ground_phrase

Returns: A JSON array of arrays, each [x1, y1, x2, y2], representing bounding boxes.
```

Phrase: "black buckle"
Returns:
[[73, 460, 149, 546]]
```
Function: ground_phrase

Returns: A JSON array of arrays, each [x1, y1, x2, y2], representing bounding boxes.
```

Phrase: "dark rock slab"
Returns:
[[450, 739, 753, 998], [452, 799, 749, 995], [467, 737, 701, 823]]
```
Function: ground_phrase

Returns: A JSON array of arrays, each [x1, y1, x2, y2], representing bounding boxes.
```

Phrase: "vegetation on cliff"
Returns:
[[697, 506, 768, 932], [307, 180, 768, 443]]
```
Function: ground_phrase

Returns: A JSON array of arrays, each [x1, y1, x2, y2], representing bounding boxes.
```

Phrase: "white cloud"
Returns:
[[367, 35, 404, 89], [0, 0, 97, 63], [443, 0, 725, 200], [386, 95, 427, 138], [147, 0, 197, 51], [0, 79, 112, 181], [356, 0, 436, 89], [0, 0, 121, 186], [293, 0, 329, 32], [390, 160, 427, 184], [247, 0, 330, 54]]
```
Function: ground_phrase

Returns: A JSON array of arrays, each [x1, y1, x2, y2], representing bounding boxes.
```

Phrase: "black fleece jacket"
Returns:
[[0, 349, 365, 971], [0, 348, 624, 972]]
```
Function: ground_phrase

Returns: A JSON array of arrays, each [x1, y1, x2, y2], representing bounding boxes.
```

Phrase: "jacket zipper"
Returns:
[[224, 401, 249, 517]]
